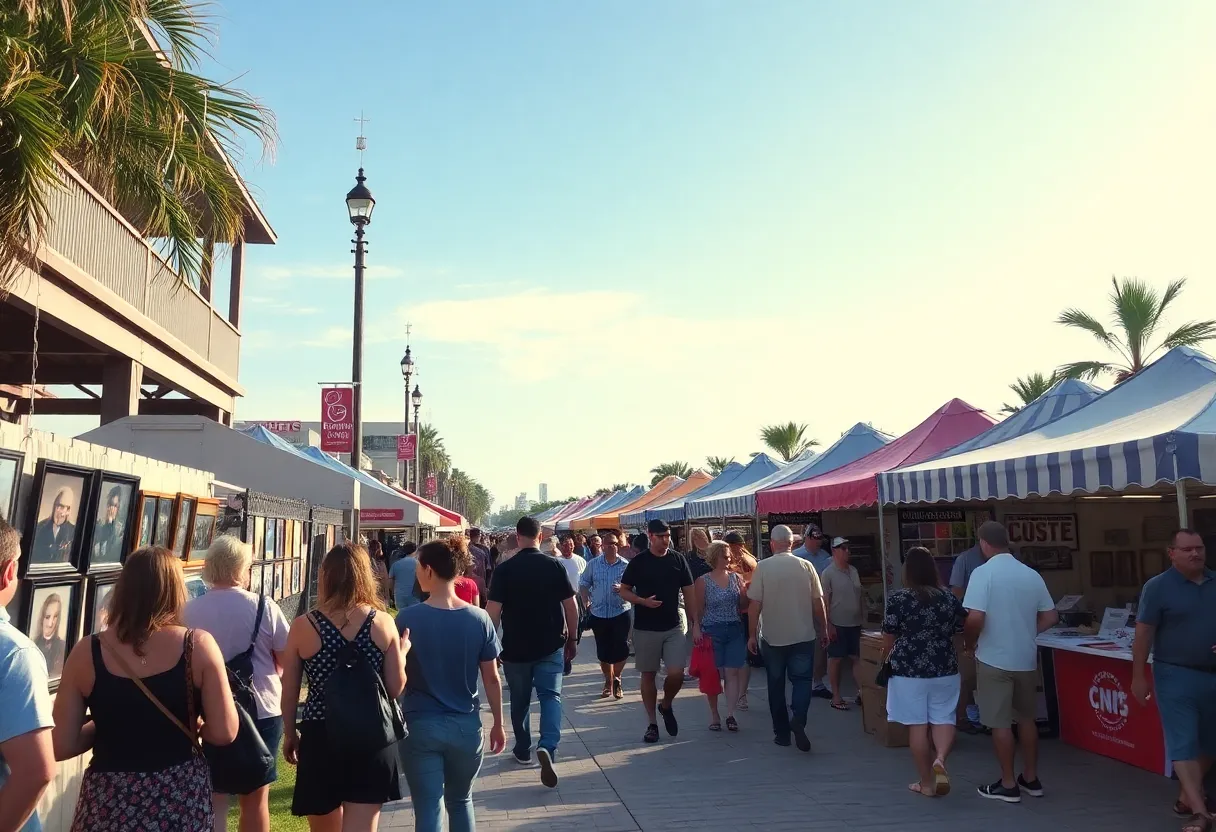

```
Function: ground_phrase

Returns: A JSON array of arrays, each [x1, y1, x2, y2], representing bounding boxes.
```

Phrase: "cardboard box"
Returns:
[[856, 631, 885, 689], [861, 684, 909, 748], [955, 633, 976, 721]]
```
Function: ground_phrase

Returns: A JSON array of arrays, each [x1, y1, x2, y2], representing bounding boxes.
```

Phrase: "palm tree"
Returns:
[[1001, 371, 1061, 415], [649, 461, 693, 487], [705, 456, 736, 476], [416, 423, 449, 483], [0, 0, 276, 291], [760, 422, 818, 462], [1057, 277, 1216, 383]]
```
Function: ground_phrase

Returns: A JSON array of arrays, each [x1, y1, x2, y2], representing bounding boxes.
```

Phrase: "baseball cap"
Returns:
[[647, 519, 671, 534], [724, 531, 745, 545], [805, 523, 824, 539], [831, 536, 849, 548]]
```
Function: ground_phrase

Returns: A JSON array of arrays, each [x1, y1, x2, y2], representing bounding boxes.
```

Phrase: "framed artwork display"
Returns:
[[23, 576, 84, 689], [292, 559, 302, 594], [1090, 551, 1115, 588], [154, 497, 173, 547], [86, 575, 119, 635], [23, 460, 95, 575], [173, 496, 196, 558], [135, 493, 177, 550], [184, 571, 208, 601], [274, 561, 285, 600], [84, 473, 140, 570], [1114, 550, 1139, 587], [253, 517, 265, 562], [249, 560, 264, 594], [0, 449, 23, 524], [188, 501, 220, 562], [264, 518, 277, 560]]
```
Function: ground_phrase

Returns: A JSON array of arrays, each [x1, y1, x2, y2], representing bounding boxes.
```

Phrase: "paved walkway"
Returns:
[[382, 648, 1186, 831]]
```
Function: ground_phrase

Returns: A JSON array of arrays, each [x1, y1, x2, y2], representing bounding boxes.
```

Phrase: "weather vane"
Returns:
[[354, 111, 370, 164]]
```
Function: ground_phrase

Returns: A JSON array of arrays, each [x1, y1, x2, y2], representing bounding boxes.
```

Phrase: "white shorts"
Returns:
[[886, 674, 960, 726]]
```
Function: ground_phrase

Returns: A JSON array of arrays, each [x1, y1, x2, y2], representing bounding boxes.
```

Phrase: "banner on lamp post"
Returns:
[[425, 474, 437, 498], [397, 434, 417, 461], [320, 387, 355, 453]]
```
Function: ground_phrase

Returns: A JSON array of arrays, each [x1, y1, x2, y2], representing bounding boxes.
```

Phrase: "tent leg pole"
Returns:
[[878, 503, 888, 618], [1172, 450, 1188, 527], [753, 514, 762, 558]]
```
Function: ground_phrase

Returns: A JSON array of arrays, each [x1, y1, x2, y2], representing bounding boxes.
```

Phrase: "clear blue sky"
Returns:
[[55, 1, 1216, 509]]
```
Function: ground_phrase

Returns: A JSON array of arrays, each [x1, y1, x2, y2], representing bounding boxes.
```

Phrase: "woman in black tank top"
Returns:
[[281, 542, 409, 830], [51, 547, 237, 831]]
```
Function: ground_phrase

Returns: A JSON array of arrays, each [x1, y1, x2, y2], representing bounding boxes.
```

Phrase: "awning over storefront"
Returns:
[[548, 491, 615, 531], [568, 486, 647, 531], [879, 347, 1216, 505], [77, 418, 440, 527], [390, 485, 465, 529], [639, 455, 784, 525], [757, 399, 996, 513], [591, 473, 710, 530], [689, 423, 893, 519]]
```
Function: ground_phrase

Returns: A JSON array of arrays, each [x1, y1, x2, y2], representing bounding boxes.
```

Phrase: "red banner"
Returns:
[[425, 474, 437, 498], [360, 508, 404, 523], [397, 434, 417, 461], [320, 387, 354, 452], [1053, 648, 1168, 775]]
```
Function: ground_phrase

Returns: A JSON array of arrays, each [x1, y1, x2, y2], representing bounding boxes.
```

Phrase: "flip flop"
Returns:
[[725, 716, 739, 732], [831, 701, 850, 711], [908, 783, 938, 798], [1177, 800, 1216, 818], [1182, 814, 1213, 832], [708, 722, 722, 731], [933, 761, 951, 796]]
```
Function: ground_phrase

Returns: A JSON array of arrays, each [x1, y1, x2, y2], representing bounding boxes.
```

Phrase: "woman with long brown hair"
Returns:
[[52, 547, 238, 830], [882, 546, 967, 798], [281, 542, 409, 831]]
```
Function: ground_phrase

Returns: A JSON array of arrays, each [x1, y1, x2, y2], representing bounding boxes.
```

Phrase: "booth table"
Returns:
[[1037, 630, 1169, 777]]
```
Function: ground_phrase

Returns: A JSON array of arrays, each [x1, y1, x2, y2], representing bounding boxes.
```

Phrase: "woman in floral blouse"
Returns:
[[882, 547, 967, 798]]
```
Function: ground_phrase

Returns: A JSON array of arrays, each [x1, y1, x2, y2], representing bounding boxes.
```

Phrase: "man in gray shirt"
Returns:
[[950, 544, 985, 599], [951, 542, 986, 732], [792, 524, 833, 698], [1133, 528, 1216, 827]]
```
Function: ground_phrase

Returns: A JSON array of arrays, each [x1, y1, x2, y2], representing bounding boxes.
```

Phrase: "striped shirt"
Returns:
[[579, 555, 631, 619]]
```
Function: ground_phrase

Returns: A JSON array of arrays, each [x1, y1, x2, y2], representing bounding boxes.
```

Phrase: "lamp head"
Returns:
[[345, 168, 375, 225]]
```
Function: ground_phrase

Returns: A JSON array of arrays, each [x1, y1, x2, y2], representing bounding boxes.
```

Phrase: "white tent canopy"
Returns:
[[79, 416, 441, 528]]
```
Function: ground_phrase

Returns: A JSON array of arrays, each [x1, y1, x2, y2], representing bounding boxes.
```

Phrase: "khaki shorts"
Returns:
[[975, 661, 1038, 729], [633, 626, 688, 674]]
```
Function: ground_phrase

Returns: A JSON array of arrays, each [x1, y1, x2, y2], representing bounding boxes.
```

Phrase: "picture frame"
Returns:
[[253, 516, 265, 562], [1114, 550, 1139, 587], [0, 448, 23, 524], [249, 560, 263, 594], [85, 574, 119, 636], [188, 500, 220, 562], [154, 495, 174, 547], [184, 570, 208, 601], [82, 472, 140, 572], [264, 517, 277, 560], [23, 575, 85, 691], [172, 496, 196, 559], [1090, 551, 1115, 588], [22, 459, 96, 576], [134, 492, 177, 551], [1140, 548, 1169, 581]]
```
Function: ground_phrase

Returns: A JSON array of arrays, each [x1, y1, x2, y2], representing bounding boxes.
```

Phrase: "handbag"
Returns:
[[691, 639, 722, 696], [204, 596, 276, 795], [312, 611, 406, 757], [874, 654, 893, 687]]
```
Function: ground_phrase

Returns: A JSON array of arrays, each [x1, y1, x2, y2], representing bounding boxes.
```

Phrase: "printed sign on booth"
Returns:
[[320, 387, 354, 453], [397, 434, 417, 461], [425, 474, 437, 498], [360, 508, 404, 523]]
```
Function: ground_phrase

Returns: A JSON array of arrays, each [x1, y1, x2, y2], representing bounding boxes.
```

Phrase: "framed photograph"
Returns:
[[0, 449, 23, 524], [184, 571, 208, 601], [277, 520, 287, 557], [1090, 551, 1115, 588], [1140, 548, 1169, 581], [249, 561, 263, 594], [253, 517, 265, 562], [23, 460, 95, 575], [188, 501, 219, 562], [1115, 550, 1139, 587], [274, 562, 285, 599], [86, 576, 118, 635], [136, 493, 157, 548], [154, 496, 173, 547], [173, 496, 196, 558], [264, 518, 277, 560], [84, 473, 139, 571], [291, 559, 302, 594], [24, 577, 84, 689]]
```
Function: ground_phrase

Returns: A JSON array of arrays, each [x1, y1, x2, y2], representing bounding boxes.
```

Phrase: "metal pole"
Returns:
[[1172, 443, 1188, 527], [878, 498, 888, 616], [413, 402, 422, 495], [350, 222, 366, 543], [402, 379, 410, 488]]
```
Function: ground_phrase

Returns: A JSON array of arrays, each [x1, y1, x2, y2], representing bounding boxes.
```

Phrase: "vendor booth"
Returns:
[[757, 399, 996, 605], [589, 473, 710, 531], [549, 490, 615, 532], [877, 348, 1216, 774], [567, 486, 646, 531]]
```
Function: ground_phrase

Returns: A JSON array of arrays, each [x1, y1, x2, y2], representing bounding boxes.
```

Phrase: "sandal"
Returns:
[[601, 685, 612, 699], [737, 694, 749, 711], [1183, 815, 1213, 832], [831, 701, 851, 711], [643, 724, 660, 744], [908, 783, 939, 798], [1177, 800, 1216, 818], [933, 760, 951, 796], [708, 722, 722, 731], [725, 716, 738, 732]]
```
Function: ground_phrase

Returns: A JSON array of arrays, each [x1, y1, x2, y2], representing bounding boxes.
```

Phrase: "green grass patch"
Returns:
[[225, 746, 308, 832]]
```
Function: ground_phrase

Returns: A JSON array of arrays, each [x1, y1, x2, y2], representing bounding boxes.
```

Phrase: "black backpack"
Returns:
[[313, 610, 406, 757]]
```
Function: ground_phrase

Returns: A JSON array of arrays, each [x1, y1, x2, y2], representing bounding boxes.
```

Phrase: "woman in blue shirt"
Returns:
[[395, 539, 505, 832]]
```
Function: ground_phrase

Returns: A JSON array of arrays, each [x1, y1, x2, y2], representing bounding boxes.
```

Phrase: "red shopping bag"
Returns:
[[691, 639, 722, 695]]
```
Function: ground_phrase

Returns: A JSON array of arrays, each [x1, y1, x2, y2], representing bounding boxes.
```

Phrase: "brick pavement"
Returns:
[[382, 649, 1187, 831]]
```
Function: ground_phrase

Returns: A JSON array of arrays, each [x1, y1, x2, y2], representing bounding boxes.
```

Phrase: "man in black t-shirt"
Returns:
[[619, 519, 698, 744], [487, 516, 579, 787]]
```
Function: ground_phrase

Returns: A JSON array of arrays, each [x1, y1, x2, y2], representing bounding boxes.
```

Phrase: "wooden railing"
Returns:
[[41, 162, 241, 382]]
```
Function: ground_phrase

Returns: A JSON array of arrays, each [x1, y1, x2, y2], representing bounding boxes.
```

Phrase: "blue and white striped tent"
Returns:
[[879, 347, 1216, 505], [639, 455, 782, 525], [557, 487, 636, 531], [619, 464, 746, 528], [687, 423, 892, 519]]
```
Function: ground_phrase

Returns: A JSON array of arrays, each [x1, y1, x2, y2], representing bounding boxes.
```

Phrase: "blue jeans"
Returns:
[[761, 639, 815, 738], [400, 712, 485, 832], [502, 649, 564, 759]]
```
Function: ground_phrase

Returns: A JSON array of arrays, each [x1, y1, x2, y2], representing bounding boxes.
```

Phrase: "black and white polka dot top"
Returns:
[[300, 609, 384, 722]]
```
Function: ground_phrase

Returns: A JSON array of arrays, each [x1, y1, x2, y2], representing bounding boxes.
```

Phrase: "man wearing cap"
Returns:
[[618, 519, 697, 744], [821, 537, 865, 710], [793, 524, 834, 699]]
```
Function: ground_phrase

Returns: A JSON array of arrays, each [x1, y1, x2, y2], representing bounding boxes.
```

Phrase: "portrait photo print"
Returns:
[[90, 476, 138, 568], [27, 463, 92, 570], [27, 581, 79, 681]]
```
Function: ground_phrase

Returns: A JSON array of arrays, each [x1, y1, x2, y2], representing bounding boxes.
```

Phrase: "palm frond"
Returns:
[[759, 422, 818, 462], [1056, 360, 1117, 382], [1159, 320, 1216, 350], [1109, 276, 1160, 370], [1056, 307, 1117, 348]]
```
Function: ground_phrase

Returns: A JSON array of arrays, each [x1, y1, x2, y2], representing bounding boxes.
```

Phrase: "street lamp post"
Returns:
[[412, 385, 423, 495], [400, 346, 413, 487], [346, 168, 375, 542]]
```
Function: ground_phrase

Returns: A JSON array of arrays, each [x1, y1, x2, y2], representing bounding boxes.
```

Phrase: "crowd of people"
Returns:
[[0, 511, 1212, 832]]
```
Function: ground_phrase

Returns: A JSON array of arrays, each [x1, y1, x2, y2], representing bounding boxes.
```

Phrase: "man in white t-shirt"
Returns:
[[962, 521, 1058, 805], [557, 534, 589, 674]]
